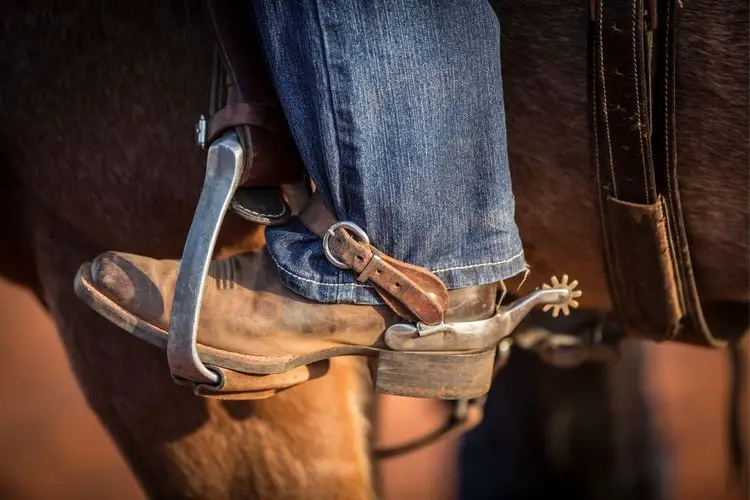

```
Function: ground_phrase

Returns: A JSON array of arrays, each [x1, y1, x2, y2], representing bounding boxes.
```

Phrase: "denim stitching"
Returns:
[[313, 0, 350, 301], [432, 250, 525, 273]]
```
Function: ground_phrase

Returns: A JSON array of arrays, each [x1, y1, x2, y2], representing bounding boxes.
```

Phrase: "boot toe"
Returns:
[[90, 251, 169, 325]]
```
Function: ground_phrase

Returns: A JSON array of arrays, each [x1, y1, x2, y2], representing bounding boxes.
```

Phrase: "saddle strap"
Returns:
[[206, 0, 305, 187], [206, 103, 289, 144], [299, 194, 449, 325], [591, 0, 748, 346], [205, 0, 307, 226]]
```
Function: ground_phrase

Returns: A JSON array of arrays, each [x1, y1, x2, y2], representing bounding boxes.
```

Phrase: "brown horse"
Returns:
[[0, 0, 746, 498]]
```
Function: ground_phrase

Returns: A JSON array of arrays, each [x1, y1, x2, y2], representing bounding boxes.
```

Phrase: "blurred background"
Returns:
[[0, 278, 142, 499], [0, 276, 746, 499]]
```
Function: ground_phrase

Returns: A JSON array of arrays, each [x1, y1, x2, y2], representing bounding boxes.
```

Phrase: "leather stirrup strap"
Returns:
[[206, 103, 289, 144], [205, 0, 305, 195], [299, 194, 449, 325]]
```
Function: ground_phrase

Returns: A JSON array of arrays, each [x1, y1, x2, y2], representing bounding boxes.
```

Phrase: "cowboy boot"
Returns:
[[75, 242, 579, 401], [72, 127, 580, 401]]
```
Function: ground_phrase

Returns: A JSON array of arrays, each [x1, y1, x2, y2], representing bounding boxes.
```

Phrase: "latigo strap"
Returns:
[[590, 0, 748, 346]]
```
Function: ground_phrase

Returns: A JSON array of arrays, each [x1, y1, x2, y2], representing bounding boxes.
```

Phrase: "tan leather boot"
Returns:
[[75, 247, 577, 400]]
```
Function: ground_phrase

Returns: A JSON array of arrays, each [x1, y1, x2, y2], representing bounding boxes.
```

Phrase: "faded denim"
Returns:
[[251, 0, 526, 305]]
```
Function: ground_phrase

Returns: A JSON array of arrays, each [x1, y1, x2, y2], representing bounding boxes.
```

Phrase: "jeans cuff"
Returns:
[[265, 221, 527, 306]]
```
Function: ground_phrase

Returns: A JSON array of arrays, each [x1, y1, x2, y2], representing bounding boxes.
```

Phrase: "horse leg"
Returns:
[[26, 199, 374, 499]]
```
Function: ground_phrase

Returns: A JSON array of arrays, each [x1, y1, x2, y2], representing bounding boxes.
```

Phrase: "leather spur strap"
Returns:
[[299, 195, 449, 325], [374, 398, 484, 459], [590, 0, 748, 346]]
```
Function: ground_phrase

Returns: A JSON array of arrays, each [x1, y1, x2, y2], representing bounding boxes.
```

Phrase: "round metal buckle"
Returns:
[[322, 221, 370, 269]]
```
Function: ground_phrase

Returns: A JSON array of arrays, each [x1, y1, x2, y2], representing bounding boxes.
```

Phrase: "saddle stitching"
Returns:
[[630, 0, 651, 202], [598, 0, 617, 197]]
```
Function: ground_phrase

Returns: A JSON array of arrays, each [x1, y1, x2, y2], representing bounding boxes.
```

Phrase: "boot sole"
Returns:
[[74, 262, 495, 399]]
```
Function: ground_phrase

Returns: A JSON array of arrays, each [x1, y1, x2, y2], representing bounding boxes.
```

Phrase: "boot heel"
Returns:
[[372, 349, 496, 400]]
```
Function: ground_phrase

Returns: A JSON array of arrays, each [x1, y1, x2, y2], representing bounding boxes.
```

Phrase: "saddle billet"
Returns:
[[590, 1, 747, 479], [590, 0, 749, 346]]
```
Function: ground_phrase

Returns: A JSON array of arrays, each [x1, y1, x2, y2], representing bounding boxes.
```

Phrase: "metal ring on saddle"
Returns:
[[322, 221, 370, 269]]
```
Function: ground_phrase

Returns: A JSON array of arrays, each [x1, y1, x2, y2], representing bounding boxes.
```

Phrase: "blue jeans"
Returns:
[[252, 0, 526, 305]]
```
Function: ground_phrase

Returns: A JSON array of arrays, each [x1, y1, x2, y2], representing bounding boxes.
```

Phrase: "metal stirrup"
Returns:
[[168, 131, 246, 386]]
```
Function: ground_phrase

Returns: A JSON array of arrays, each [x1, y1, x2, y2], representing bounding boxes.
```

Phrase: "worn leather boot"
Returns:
[[76, 248, 502, 398], [75, 246, 578, 400]]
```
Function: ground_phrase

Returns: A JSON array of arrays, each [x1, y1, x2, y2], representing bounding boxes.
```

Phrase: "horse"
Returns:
[[1, 0, 746, 498]]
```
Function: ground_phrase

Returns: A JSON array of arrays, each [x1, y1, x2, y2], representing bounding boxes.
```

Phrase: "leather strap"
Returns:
[[591, 0, 748, 346], [206, 103, 288, 144], [192, 361, 330, 400], [299, 194, 449, 325], [205, 0, 306, 225], [207, 0, 295, 184], [374, 399, 484, 460], [206, 0, 306, 190]]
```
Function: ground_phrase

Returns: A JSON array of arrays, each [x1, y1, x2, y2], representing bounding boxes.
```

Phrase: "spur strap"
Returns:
[[374, 399, 484, 460], [299, 194, 449, 325]]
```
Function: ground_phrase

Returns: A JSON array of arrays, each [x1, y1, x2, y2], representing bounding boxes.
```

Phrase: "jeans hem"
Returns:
[[269, 248, 527, 306]]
